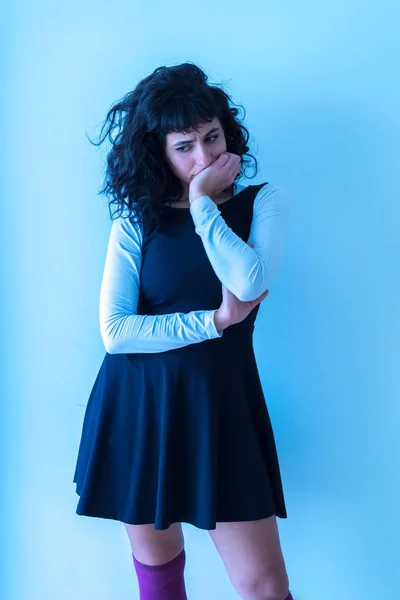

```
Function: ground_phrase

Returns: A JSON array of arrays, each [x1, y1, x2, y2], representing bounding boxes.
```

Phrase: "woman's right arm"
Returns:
[[99, 212, 225, 354]]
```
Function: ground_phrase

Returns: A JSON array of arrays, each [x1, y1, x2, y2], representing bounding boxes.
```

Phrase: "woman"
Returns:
[[73, 62, 293, 600]]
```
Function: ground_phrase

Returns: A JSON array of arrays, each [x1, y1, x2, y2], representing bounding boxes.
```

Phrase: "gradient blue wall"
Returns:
[[3, 1, 399, 599]]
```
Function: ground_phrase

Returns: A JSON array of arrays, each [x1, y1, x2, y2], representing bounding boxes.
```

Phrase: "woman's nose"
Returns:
[[194, 144, 214, 167]]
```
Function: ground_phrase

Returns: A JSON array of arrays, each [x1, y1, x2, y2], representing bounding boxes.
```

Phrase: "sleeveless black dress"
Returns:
[[73, 183, 287, 530]]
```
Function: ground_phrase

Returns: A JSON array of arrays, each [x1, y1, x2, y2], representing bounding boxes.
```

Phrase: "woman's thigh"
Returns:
[[124, 522, 185, 566], [208, 515, 289, 600]]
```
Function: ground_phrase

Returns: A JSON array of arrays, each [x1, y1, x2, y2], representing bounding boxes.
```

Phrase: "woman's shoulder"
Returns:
[[109, 204, 143, 246], [253, 181, 290, 216]]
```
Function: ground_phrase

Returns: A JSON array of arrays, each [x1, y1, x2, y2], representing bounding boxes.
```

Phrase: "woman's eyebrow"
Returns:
[[173, 127, 220, 147]]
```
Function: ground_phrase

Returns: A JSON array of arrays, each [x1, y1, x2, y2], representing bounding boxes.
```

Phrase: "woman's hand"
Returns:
[[189, 153, 241, 203], [214, 244, 269, 331]]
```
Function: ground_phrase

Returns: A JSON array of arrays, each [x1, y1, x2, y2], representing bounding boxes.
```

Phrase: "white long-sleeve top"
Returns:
[[99, 182, 290, 354]]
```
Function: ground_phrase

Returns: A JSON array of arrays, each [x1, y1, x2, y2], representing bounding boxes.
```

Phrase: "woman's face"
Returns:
[[164, 116, 227, 190]]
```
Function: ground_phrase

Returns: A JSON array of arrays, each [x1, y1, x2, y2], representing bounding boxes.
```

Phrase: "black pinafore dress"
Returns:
[[73, 183, 287, 530]]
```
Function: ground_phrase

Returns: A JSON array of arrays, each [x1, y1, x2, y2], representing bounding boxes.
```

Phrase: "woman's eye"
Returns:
[[177, 134, 219, 153]]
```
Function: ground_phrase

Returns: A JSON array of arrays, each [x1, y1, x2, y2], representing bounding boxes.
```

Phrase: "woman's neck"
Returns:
[[170, 183, 236, 208]]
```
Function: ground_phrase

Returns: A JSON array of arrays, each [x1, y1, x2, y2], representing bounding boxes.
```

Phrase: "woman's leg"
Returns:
[[124, 521, 185, 565], [208, 514, 291, 600], [124, 522, 187, 599]]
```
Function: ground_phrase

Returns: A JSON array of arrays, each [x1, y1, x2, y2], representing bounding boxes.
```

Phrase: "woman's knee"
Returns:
[[123, 521, 185, 566], [236, 569, 289, 600], [208, 515, 289, 600]]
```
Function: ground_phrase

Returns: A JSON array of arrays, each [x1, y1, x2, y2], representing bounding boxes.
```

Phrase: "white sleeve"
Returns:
[[99, 211, 223, 354], [189, 183, 290, 301]]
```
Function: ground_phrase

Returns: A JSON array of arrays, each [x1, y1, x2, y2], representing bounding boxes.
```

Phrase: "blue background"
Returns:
[[2, 1, 399, 599]]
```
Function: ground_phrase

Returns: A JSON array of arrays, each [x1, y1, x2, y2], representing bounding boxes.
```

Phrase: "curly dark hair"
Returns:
[[88, 62, 258, 231]]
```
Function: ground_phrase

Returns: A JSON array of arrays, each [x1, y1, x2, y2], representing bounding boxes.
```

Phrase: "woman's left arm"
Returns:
[[189, 183, 290, 301]]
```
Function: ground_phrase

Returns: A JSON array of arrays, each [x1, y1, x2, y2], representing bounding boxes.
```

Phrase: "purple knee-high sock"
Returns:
[[132, 547, 188, 600], [285, 593, 294, 600]]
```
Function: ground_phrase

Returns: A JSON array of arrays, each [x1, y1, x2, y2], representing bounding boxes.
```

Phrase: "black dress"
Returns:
[[73, 182, 287, 530]]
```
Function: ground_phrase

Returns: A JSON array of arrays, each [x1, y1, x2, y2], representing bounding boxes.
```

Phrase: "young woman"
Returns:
[[73, 62, 293, 600]]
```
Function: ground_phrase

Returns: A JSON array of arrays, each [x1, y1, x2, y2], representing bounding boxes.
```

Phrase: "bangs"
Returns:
[[152, 94, 218, 137]]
